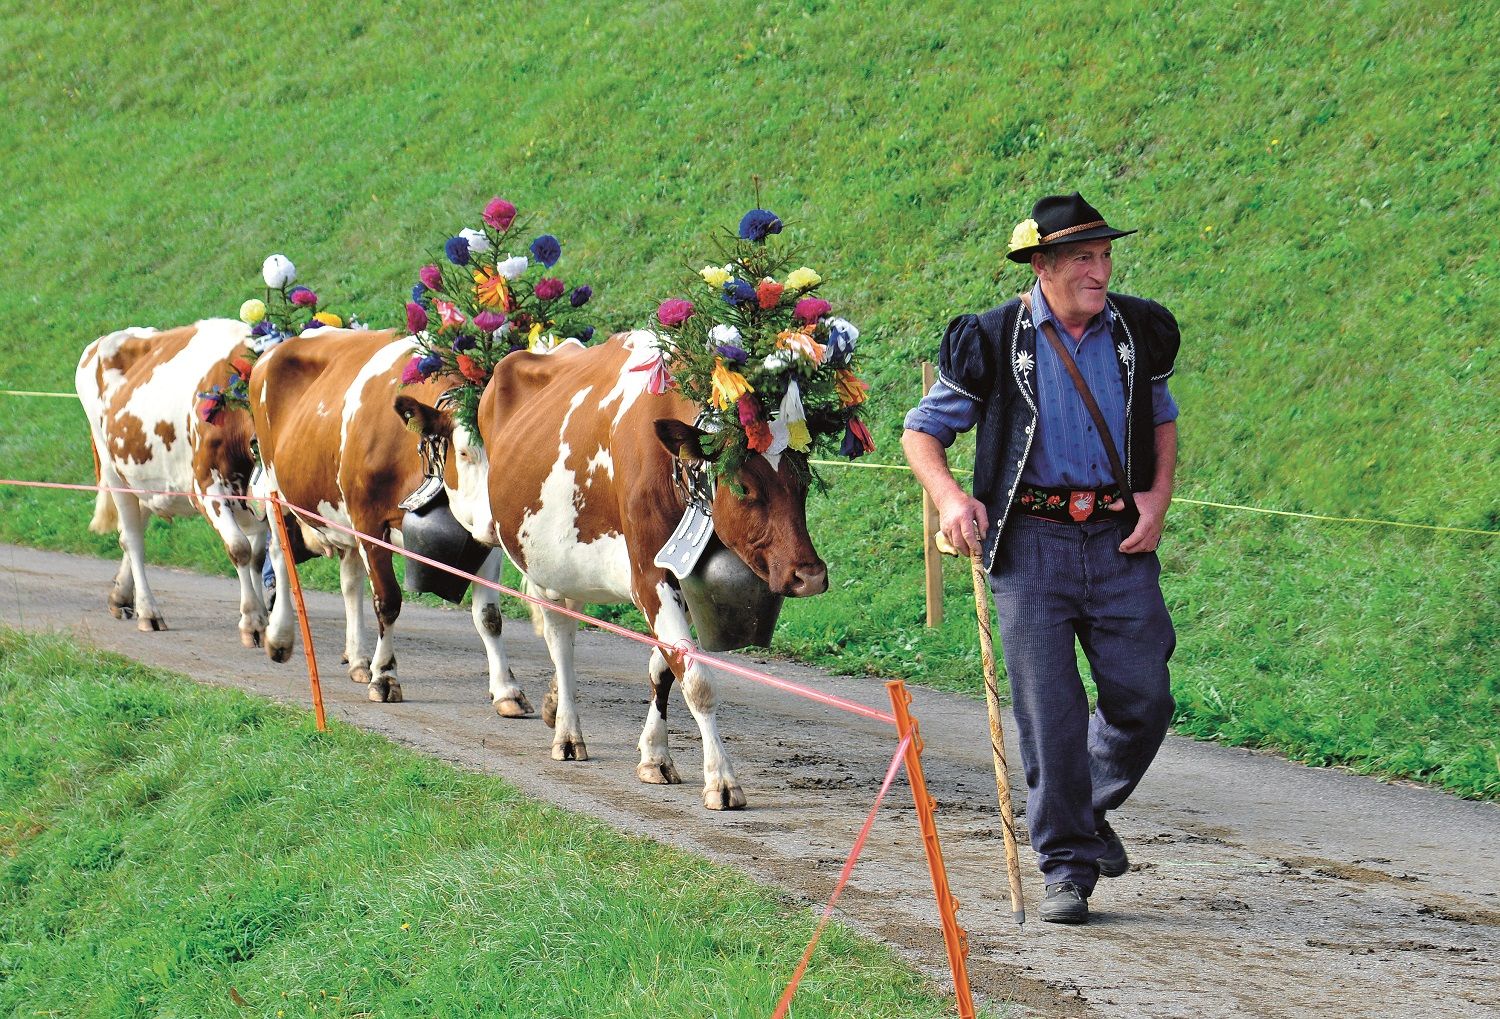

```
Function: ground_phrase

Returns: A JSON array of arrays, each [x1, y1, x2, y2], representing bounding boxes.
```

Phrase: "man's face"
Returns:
[[1034, 239, 1113, 324]]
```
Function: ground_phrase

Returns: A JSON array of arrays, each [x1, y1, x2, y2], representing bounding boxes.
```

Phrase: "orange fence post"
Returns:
[[886, 680, 975, 1019], [920, 362, 944, 628], [269, 493, 326, 732]]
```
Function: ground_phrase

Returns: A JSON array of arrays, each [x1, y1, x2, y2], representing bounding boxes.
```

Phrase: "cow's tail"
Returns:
[[86, 438, 118, 535]]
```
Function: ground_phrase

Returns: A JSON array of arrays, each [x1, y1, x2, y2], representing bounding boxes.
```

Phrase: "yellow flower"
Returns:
[[239, 299, 266, 324], [709, 358, 753, 409], [775, 329, 826, 365], [313, 311, 343, 328], [784, 267, 822, 291], [699, 265, 732, 288], [474, 268, 511, 310], [786, 419, 812, 453], [526, 322, 544, 351], [1008, 218, 1040, 252], [834, 369, 869, 407]]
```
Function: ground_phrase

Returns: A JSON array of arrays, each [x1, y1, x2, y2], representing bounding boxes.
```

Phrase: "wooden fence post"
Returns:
[[921, 362, 943, 628]]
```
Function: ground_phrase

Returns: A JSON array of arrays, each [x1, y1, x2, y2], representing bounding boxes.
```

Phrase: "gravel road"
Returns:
[[2, 543, 1495, 1018]]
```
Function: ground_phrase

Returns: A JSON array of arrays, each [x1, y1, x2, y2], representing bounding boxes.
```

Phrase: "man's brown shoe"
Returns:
[[1040, 882, 1090, 924], [1098, 819, 1130, 878]]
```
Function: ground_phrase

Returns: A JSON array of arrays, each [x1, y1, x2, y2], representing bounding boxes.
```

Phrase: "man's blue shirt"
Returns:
[[904, 281, 1178, 489]]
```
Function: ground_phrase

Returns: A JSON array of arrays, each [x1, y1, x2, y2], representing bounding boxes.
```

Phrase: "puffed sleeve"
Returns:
[[1141, 300, 1180, 382], [935, 313, 994, 404]]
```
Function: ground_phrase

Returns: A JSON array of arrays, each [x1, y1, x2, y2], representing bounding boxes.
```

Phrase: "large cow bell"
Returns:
[[678, 538, 785, 652], [399, 481, 489, 603]]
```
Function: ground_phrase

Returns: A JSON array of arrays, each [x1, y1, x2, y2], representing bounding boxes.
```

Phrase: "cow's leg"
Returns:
[[636, 646, 682, 786], [263, 516, 297, 663], [337, 547, 373, 686], [647, 582, 743, 810], [539, 604, 586, 761], [111, 489, 166, 632], [360, 539, 402, 704], [108, 551, 135, 619], [475, 550, 531, 717], [201, 490, 267, 648]]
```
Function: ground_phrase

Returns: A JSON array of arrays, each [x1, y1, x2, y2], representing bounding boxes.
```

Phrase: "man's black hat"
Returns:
[[1006, 191, 1136, 263]]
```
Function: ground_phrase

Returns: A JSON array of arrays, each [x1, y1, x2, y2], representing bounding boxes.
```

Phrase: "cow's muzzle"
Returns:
[[785, 562, 828, 597]]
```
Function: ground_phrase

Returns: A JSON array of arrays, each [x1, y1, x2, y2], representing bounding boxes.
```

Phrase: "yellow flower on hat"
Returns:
[[239, 299, 266, 324], [784, 266, 822, 291], [699, 265, 732, 288], [709, 358, 753, 410], [313, 311, 343, 328], [1009, 218, 1041, 253]]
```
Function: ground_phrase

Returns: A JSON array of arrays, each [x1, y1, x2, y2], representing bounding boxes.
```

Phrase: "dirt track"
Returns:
[[3, 543, 1496, 1018]]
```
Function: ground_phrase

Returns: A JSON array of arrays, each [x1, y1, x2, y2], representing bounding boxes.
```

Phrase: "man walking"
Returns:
[[902, 191, 1181, 924]]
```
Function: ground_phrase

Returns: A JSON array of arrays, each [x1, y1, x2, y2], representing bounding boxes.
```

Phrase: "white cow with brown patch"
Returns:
[[75, 319, 269, 645], [400, 331, 830, 809]]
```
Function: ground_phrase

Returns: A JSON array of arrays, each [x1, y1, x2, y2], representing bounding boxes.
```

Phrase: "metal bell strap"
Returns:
[[654, 450, 718, 581], [399, 431, 451, 513]]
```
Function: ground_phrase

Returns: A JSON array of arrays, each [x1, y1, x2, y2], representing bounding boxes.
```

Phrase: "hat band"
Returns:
[[1040, 219, 1107, 243]]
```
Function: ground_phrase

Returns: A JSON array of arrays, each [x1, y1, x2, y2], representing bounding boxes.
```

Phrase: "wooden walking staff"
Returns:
[[269, 493, 327, 732], [967, 550, 1026, 923]]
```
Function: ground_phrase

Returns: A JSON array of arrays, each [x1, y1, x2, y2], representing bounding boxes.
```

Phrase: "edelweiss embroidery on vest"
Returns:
[[1014, 349, 1035, 390], [1116, 341, 1133, 366]]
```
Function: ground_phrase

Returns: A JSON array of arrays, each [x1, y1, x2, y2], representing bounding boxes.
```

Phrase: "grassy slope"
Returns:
[[0, 628, 967, 1018], [0, 1, 1494, 795]]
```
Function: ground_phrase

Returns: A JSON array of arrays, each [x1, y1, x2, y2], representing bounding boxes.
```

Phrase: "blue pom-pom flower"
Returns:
[[738, 208, 782, 243]]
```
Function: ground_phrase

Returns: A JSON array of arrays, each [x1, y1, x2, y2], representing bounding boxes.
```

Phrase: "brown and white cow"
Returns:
[[403, 330, 829, 809], [249, 327, 528, 709], [75, 319, 270, 645]]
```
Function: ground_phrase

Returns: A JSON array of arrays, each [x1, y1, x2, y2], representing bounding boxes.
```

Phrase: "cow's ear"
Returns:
[[394, 395, 452, 439], [653, 418, 717, 462]]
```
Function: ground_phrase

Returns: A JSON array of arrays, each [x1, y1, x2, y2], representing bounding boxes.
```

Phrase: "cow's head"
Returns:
[[654, 419, 828, 598], [394, 393, 497, 546]]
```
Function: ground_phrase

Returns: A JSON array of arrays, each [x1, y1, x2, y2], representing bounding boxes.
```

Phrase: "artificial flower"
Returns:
[[474, 310, 506, 333], [459, 227, 491, 254], [738, 395, 772, 452], [526, 322, 552, 352], [569, 285, 592, 308], [630, 351, 673, 394], [411, 283, 428, 306], [825, 317, 859, 367], [288, 287, 318, 307], [497, 255, 528, 280], [445, 236, 471, 266], [419, 264, 443, 290], [784, 266, 821, 291], [197, 390, 223, 424], [239, 299, 266, 324], [756, 278, 784, 309], [483, 197, 517, 231], [474, 268, 512, 310], [709, 358, 753, 409], [576, 325, 595, 343], [738, 208, 783, 243], [530, 234, 561, 267], [700, 265, 732, 288], [834, 369, 869, 407], [535, 277, 565, 301], [418, 352, 444, 375], [776, 329, 826, 365], [453, 333, 478, 352], [709, 323, 742, 347], [231, 356, 253, 377], [262, 254, 295, 289], [657, 299, 695, 327], [716, 342, 749, 364], [840, 417, 875, 457], [456, 353, 489, 383], [722, 278, 755, 306], [778, 379, 811, 452], [303, 319, 326, 331], [1009, 217, 1041, 253], [401, 356, 425, 384], [793, 297, 831, 324], [434, 298, 466, 331], [250, 321, 272, 338], [313, 312, 343, 328]]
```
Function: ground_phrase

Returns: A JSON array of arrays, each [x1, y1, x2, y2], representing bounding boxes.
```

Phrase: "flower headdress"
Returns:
[[401, 195, 597, 439], [647, 207, 874, 486], [198, 255, 354, 424]]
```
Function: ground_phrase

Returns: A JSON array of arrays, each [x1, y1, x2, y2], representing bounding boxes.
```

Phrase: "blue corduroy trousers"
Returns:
[[988, 513, 1176, 892]]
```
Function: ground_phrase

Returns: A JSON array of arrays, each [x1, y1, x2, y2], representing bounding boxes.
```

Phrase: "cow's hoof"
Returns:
[[267, 642, 293, 664], [240, 628, 263, 649], [541, 689, 558, 729], [110, 602, 134, 620], [367, 678, 402, 703], [703, 783, 747, 811], [552, 739, 588, 762], [493, 693, 534, 718], [137, 615, 167, 633], [637, 760, 682, 785], [348, 664, 372, 685]]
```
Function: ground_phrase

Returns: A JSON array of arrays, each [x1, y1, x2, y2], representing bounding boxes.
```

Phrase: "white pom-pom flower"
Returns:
[[262, 254, 295, 289], [497, 255, 529, 280], [459, 228, 491, 254]]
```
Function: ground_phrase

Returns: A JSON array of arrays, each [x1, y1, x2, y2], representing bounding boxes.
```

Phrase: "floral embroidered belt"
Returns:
[[1015, 485, 1124, 523]]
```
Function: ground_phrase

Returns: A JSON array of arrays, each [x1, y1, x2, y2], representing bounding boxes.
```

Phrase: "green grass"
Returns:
[[0, 627, 974, 1018], [0, 0, 1495, 797]]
